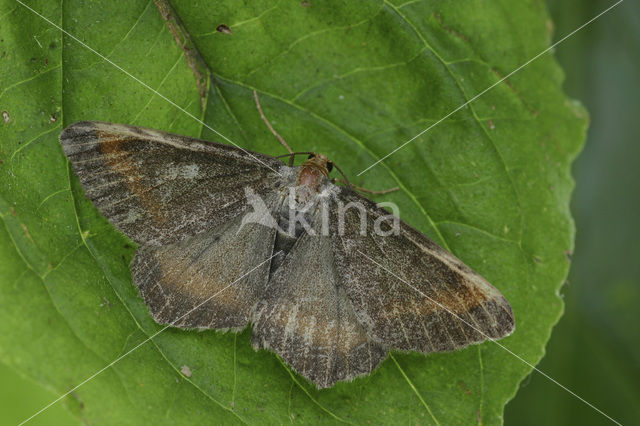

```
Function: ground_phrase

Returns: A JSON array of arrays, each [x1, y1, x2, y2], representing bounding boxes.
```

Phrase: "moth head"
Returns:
[[303, 153, 333, 177]]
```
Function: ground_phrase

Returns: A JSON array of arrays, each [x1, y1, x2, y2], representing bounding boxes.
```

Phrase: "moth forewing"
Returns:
[[371, 201, 401, 237], [328, 188, 514, 353], [59, 121, 285, 246], [336, 200, 369, 237]]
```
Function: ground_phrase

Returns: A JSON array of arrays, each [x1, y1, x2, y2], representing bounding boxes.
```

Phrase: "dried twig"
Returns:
[[154, 0, 211, 111], [253, 90, 294, 154]]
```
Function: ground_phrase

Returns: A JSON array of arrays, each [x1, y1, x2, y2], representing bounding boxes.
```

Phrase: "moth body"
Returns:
[[271, 156, 332, 275]]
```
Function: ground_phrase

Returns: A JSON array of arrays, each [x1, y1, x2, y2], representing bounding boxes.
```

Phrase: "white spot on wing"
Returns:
[[163, 163, 200, 180], [181, 164, 200, 179]]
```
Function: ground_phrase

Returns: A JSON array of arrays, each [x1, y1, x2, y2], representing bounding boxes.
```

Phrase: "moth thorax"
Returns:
[[297, 153, 330, 200]]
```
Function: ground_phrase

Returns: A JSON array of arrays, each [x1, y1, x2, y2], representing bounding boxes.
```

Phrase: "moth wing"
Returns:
[[330, 188, 515, 353], [251, 213, 387, 388], [132, 192, 282, 330], [59, 121, 286, 246]]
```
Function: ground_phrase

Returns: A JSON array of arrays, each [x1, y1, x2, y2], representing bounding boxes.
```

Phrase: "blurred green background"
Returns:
[[2, 0, 637, 424]]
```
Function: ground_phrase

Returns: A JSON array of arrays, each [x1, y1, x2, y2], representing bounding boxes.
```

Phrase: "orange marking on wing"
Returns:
[[159, 253, 246, 307], [384, 282, 490, 318], [97, 131, 165, 224]]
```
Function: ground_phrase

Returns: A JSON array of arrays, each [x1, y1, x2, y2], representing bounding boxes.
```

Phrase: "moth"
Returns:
[[59, 120, 514, 388]]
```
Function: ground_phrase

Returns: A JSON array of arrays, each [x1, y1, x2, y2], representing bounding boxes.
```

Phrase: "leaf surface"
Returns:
[[0, 0, 587, 424]]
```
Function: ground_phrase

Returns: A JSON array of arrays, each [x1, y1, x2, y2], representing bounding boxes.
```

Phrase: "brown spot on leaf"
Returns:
[[564, 250, 573, 263], [433, 13, 469, 44], [70, 392, 84, 410], [2, 110, 10, 123], [459, 380, 471, 395], [21, 223, 33, 242], [491, 68, 538, 116], [216, 24, 232, 35]]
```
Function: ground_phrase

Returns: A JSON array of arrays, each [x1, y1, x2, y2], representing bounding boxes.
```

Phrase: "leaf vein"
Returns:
[[130, 52, 185, 124], [243, 11, 381, 80], [389, 353, 440, 425], [0, 64, 62, 100]]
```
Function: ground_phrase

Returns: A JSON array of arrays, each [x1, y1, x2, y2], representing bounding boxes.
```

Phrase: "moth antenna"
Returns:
[[253, 90, 294, 164], [274, 151, 317, 167], [334, 177, 399, 195]]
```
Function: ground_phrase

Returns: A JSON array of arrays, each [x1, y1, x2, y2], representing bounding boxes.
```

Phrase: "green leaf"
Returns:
[[0, 0, 587, 424]]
